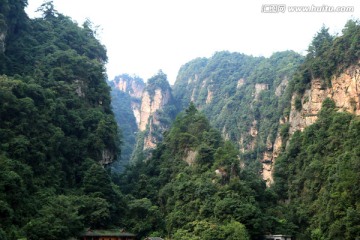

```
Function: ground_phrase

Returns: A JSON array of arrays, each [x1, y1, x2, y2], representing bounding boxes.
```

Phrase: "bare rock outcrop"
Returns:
[[254, 83, 269, 99], [139, 88, 171, 131], [263, 64, 360, 185], [289, 64, 360, 134], [113, 76, 145, 126]]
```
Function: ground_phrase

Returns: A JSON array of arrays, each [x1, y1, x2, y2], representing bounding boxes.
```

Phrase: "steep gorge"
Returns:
[[110, 71, 175, 163]]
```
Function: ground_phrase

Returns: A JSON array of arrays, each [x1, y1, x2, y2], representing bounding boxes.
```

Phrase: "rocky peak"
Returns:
[[112, 74, 145, 126], [139, 87, 171, 131], [254, 83, 269, 99], [138, 71, 173, 150], [113, 74, 145, 99]]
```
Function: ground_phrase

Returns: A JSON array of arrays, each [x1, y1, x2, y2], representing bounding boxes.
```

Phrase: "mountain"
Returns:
[[272, 22, 360, 239], [0, 2, 125, 239], [2, 1, 358, 238], [119, 104, 267, 239], [110, 70, 177, 164], [114, 20, 360, 239], [136, 70, 175, 151], [173, 50, 304, 185], [112, 74, 145, 125], [109, 74, 145, 169]]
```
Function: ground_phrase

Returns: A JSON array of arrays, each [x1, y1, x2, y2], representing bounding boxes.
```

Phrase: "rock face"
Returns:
[[112, 72, 174, 159], [264, 64, 360, 185], [184, 150, 197, 166], [237, 78, 245, 88], [114, 76, 144, 99], [140, 88, 172, 149], [254, 83, 269, 99], [275, 77, 288, 97], [261, 122, 283, 186], [206, 88, 213, 104], [289, 64, 360, 134], [113, 75, 145, 126], [139, 88, 171, 131]]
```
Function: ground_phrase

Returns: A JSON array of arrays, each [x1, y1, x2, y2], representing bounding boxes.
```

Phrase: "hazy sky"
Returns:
[[26, 0, 358, 83]]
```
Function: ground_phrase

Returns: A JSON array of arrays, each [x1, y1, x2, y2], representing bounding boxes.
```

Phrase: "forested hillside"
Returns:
[[173, 50, 303, 184], [116, 20, 360, 240], [1, 0, 359, 239], [274, 100, 360, 239], [0, 1, 124, 239], [272, 21, 360, 239], [119, 104, 276, 239]]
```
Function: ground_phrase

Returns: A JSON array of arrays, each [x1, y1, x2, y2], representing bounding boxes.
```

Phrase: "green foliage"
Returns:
[[119, 105, 270, 239], [274, 100, 360, 239], [290, 20, 360, 94], [294, 96, 302, 111], [24, 195, 83, 240], [146, 70, 170, 99], [173, 50, 303, 166], [0, 3, 123, 239]]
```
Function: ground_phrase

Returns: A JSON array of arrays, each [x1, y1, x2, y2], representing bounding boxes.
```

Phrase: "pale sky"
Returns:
[[26, 0, 358, 83]]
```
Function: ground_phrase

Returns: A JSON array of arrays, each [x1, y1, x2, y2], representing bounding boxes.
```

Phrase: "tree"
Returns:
[[307, 26, 333, 58], [24, 195, 83, 240], [83, 163, 113, 199]]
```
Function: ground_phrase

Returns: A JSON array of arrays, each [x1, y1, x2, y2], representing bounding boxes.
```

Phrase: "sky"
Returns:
[[26, 0, 358, 84]]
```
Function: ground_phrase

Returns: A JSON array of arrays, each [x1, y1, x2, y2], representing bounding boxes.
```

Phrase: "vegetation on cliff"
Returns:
[[172, 50, 303, 171], [108, 74, 145, 170], [118, 104, 276, 239], [1, 0, 359, 239], [290, 20, 360, 95], [271, 20, 360, 240], [274, 100, 360, 239], [0, 1, 123, 239]]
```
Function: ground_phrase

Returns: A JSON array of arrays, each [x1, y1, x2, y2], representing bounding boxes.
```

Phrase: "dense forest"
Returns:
[[272, 21, 360, 239], [1, 0, 359, 239], [173, 50, 304, 167], [115, 20, 360, 239], [119, 103, 269, 239], [0, 1, 123, 239], [274, 99, 360, 239]]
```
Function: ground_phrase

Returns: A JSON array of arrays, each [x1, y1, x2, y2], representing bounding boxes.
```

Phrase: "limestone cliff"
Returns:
[[110, 74, 145, 166], [263, 63, 360, 185], [289, 64, 360, 134], [139, 88, 171, 131], [130, 70, 175, 153], [111, 71, 175, 162], [114, 75, 145, 99], [113, 75, 145, 126], [140, 87, 172, 150]]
